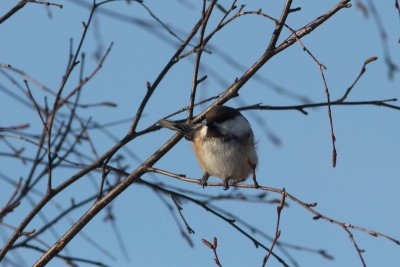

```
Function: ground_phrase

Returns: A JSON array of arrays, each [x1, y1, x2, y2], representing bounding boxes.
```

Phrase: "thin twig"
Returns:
[[0, 134, 81, 167], [365, 0, 398, 78], [262, 190, 286, 266], [338, 57, 378, 102], [187, 0, 216, 119], [24, 81, 47, 129], [0, 0, 28, 24], [0, 0, 62, 23], [202, 237, 223, 267], [283, 23, 338, 166], [0, 178, 22, 221], [22, 244, 109, 267], [128, 15, 204, 134], [153, 189, 194, 247], [0, 124, 30, 132], [342, 227, 367, 267], [103, 206, 130, 261], [56, 42, 114, 109], [238, 98, 399, 114], [170, 195, 195, 234], [320, 69, 337, 167], [147, 167, 400, 246], [141, 179, 289, 266], [28, 0, 63, 8], [137, 1, 185, 43]]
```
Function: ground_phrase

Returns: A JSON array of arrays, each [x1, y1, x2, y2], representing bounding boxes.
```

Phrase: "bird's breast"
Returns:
[[193, 128, 257, 181]]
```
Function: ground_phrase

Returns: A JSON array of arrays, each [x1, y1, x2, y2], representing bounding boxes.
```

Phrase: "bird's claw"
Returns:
[[223, 178, 230, 190], [200, 173, 209, 188]]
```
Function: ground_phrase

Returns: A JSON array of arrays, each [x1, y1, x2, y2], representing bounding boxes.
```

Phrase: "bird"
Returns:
[[158, 105, 259, 189]]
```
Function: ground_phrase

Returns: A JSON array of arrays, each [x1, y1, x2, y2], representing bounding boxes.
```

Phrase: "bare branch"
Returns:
[[338, 57, 378, 102], [262, 190, 286, 266], [187, 0, 216, 120], [147, 167, 400, 247], [128, 14, 204, 134], [202, 237, 223, 267], [365, 0, 398, 78], [342, 227, 366, 267], [56, 42, 114, 109], [170, 195, 195, 234], [0, 124, 30, 132], [0, 178, 22, 221], [0, 0, 62, 24]]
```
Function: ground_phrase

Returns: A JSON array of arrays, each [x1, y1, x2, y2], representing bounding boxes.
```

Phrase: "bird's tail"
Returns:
[[158, 119, 200, 141]]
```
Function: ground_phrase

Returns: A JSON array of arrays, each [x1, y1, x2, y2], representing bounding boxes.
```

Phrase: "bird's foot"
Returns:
[[223, 177, 230, 190], [247, 158, 259, 188], [200, 173, 209, 188]]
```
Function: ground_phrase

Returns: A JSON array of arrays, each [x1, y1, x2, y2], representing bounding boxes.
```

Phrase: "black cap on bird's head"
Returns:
[[205, 106, 241, 126]]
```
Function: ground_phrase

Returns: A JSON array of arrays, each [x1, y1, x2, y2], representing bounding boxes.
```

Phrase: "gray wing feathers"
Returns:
[[158, 119, 199, 140]]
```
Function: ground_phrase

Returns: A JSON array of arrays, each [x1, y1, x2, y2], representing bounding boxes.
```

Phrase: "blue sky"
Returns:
[[1, 1, 399, 266]]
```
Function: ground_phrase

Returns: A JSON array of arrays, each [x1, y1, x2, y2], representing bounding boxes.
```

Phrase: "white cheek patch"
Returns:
[[215, 115, 251, 137], [199, 125, 208, 139]]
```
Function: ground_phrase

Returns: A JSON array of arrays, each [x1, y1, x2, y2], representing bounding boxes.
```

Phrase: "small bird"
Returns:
[[159, 105, 259, 189]]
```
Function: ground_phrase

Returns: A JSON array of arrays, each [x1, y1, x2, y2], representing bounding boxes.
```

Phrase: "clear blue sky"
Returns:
[[1, 1, 399, 266]]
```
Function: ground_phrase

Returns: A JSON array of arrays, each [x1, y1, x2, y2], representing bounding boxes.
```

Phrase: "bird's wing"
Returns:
[[158, 119, 200, 141]]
